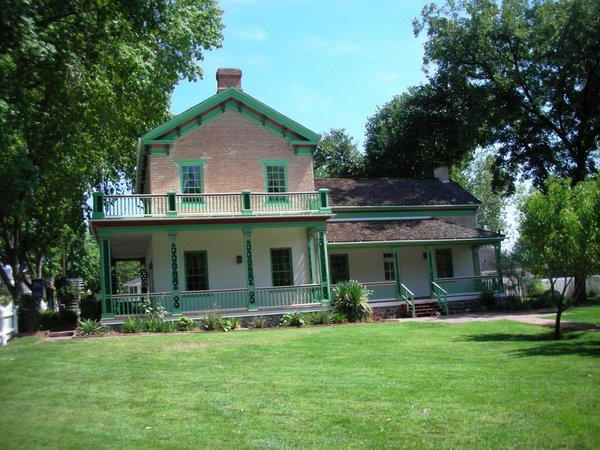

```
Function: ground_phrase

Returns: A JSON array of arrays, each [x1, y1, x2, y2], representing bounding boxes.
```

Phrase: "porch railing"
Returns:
[[434, 275, 503, 296], [256, 284, 321, 308], [399, 283, 415, 318], [92, 190, 331, 219], [362, 281, 397, 302], [181, 288, 247, 311], [431, 282, 449, 315], [110, 292, 172, 316]]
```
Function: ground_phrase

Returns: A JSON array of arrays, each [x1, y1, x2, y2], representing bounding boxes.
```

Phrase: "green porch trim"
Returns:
[[95, 220, 328, 237], [494, 242, 504, 291], [426, 246, 434, 297], [149, 147, 169, 156], [168, 232, 181, 314], [307, 228, 317, 284], [92, 192, 105, 220], [327, 237, 504, 249], [317, 229, 331, 304], [146, 139, 175, 145], [392, 247, 402, 301], [472, 245, 481, 276], [243, 229, 257, 311], [99, 238, 113, 318]]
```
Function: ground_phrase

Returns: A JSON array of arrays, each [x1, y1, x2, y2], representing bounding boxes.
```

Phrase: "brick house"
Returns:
[[90, 68, 504, 323]]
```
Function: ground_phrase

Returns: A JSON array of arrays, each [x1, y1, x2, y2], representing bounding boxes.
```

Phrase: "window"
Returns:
[[184, 251, 209, 291], [271, 248, 293, 286], [435, 249, 454, 278], [330, 254, 349, 284], [177, 161, 205, 204], [261, 160, 289, 202], [383, 253, 395, 281]]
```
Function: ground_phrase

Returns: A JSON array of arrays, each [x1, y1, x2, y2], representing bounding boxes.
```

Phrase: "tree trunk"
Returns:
[[554, 307, 563, 340], [573, 276, 587, 303]]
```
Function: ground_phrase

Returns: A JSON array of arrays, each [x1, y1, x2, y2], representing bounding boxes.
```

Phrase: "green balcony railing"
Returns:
[[181, 288, 248, 311], [362, 281, 397, 302], [92, 190, 330, 219], [256, 284, 321, 308]]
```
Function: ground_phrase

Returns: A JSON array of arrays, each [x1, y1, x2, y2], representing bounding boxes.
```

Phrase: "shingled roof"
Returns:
[[327, 219, 503, 244], [314, 178, 480, 207]]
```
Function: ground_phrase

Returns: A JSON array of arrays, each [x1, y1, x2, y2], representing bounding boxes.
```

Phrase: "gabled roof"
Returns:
[[315, 178, 480, 207], [327, 219, 503, 245], [136, 87, 320, 192]]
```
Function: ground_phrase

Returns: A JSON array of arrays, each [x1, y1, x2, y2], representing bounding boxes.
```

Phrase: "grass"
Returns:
[[547, 305, 600, 325], [0, 321, 599, 449]]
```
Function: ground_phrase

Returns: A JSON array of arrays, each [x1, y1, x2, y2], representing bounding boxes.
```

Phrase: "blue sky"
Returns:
[[170, 0, 434, 149]]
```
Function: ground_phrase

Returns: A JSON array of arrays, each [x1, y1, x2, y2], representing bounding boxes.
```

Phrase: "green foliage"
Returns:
[[229, 317, 241, 330], [79, 294, 101, 321], [141, 296, 167, 319], [16, 295, 41, 332], [520, 177, 600, 337], [121, 317, 145, 334], [364, 83, 484, 178], [202, 311, 224, 331], [304, 308, 332, 325], [175, 316, 197, 332], [252, 316, 267, 329], [451, 148, 508, 232], [313, 128, 365, 179], [414, 0, 600, 190], [333, 280, 372, 322], [280, 311, 305, 327], [0, 0, 223, 297], [38, 310, 60, 331], [54, 277, 78, 313], [77, 319, 106, 336], [330, 312, 348, 324], [143, 317, 166, 333]]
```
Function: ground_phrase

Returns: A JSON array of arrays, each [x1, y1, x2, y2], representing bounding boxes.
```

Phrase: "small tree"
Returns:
[[313, 129, 365, 179], [520, 177, 600, 338]]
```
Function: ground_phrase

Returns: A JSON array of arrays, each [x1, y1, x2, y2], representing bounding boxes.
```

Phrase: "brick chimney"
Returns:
[[434, 165, 449, 182], [216, 68, 242, 93]]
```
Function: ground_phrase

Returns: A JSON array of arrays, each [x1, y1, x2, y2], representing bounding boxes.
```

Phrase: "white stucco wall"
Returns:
[[147, 226, 311, 292]]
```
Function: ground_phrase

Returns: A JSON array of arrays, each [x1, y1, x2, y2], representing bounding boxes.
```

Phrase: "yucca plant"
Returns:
[[144, 317, 166, 333], [77, 319, 106, 336], [333, 280, 372, 322], [121, 317, 145, 333]]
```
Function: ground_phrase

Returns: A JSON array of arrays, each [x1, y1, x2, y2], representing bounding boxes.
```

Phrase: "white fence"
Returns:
[[0, 302, 18, 345], [539, 275, 600, 297]]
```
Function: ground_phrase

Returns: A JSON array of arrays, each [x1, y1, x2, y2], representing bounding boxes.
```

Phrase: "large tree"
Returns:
[[0, 0, 223, 297], [414, 0, 600, 190], [520, 177, 600, 339], [364, 81, 489, 178], [313, 129, 365, 179]]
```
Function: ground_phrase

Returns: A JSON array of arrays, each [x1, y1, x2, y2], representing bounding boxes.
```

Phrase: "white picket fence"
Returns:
[[0, 302, 18, 345]]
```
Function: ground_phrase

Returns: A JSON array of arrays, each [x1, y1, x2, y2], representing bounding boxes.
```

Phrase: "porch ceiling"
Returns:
[[326, 218, 503, 244], [109, 233, 151, 260]]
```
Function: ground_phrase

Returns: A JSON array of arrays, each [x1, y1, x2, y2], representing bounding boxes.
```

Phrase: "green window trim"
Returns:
[[176, 160, 206, 206], [270, 248, 294, 287], [184, 251, 209, 291], [260, 160, 289, 203], [329, 254, 350, 284]]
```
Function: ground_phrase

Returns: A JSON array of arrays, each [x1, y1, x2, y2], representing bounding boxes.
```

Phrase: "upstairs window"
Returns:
[[177, 161, 205, 204], [261, 160, 289, 202]]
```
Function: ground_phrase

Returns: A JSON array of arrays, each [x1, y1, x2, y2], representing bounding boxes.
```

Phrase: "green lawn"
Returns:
[[554, 305, 600, 325], [1, 321, 599, 449]]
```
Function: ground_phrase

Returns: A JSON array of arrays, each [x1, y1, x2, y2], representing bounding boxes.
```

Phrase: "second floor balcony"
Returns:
[[91, 189, 331, 220]]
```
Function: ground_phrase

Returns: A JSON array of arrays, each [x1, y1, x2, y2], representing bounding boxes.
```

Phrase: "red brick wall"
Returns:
[[145, 111, 315, 194]]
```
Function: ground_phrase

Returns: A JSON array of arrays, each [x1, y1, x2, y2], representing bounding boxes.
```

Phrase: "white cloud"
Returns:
[[232, 26, 268, 42]]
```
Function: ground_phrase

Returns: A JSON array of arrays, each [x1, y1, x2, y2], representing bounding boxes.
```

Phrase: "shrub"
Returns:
[[480, 290, 496, 311], [58, 310, 78, 330], [220, 318, 232, 332], [175, 316, 197, 331], [16, 295, 41, 332], [144, 317, 166, 332], [202, 311, 223, 331], [141, 296, 167, 318], [280, 311, 305, 327], [55, 277, 78, 312], [38, 310, 61, 331], [305, 308, 332, 325], [80, 294, 101, 321], [252, 315, 267, 328], [78, 319, 106, 336], [229, 317, 241, 330], [159, 320, 177, 333], [333, 280, 372, 322], [122, 317, 145, 333], [331, 312, 348, 324]]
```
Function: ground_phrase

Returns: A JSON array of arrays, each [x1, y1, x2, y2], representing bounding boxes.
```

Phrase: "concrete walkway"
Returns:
[[390, 310, 600, 331]]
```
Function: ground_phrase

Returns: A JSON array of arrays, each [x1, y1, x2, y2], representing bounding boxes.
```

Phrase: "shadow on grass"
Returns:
[[464, 330, 600, 358]]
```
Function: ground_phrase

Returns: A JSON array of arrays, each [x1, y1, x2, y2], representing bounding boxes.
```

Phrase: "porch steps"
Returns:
[[401, 300, 444, 318]]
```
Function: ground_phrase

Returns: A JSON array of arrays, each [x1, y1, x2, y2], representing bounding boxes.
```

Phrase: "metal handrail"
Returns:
[[399, 283, 416, 318], [431, 281, 449, 315]]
